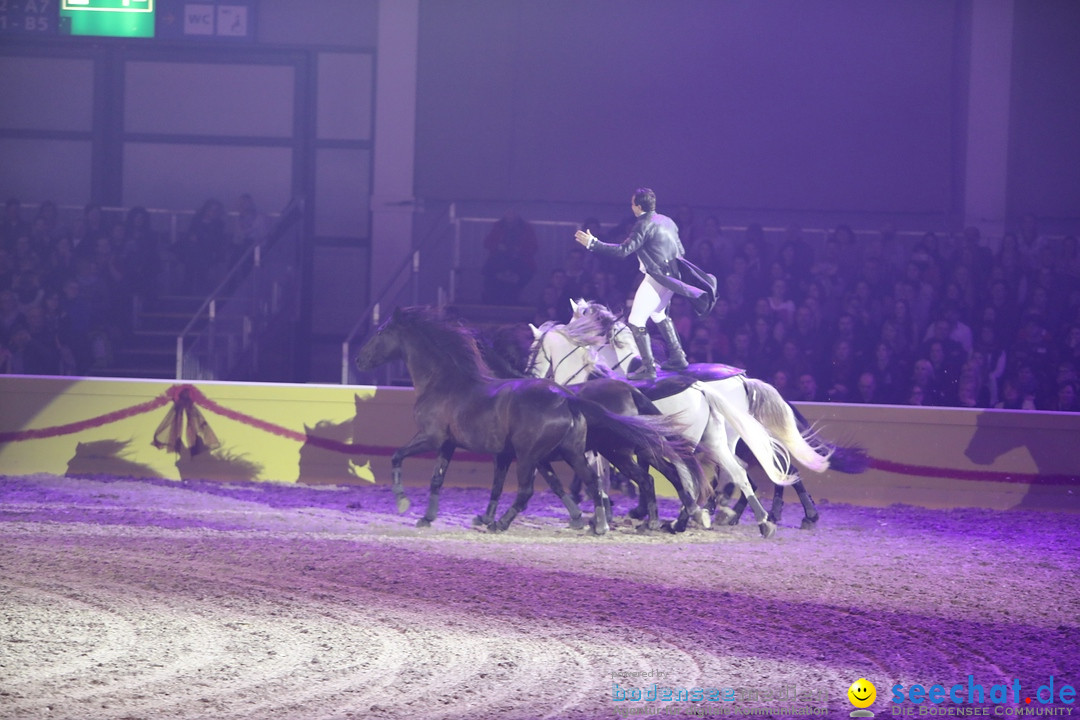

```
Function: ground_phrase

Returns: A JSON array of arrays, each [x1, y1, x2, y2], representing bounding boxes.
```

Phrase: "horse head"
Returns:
[[525, 322, 602, 385], [563, 302, 639, 376], [355, 307, 405, 371]]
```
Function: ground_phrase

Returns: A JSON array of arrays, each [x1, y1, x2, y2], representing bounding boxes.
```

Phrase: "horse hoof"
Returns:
[[395, 496, 411, 514], [759, 521, 777, 539], [800, 515, 820, 530], [694, 509, 712, 530], [416, 517, 432, 528], [471, 515, 488, 527], [592, 524, 608, 537], [568, 516, 586, 530], [627, 506, 647, 520], [714, 507, 738, 525], [488, 522, 506, 533]]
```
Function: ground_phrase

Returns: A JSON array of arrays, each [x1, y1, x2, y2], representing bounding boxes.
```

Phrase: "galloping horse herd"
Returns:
[[355, 302, 869, 539]]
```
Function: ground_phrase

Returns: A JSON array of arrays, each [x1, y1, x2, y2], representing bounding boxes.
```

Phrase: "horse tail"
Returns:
[[569, 397, 706, 501], [696, 381, 798, 486], [741, 377, 835, 476], [787, 404, 870, 474]]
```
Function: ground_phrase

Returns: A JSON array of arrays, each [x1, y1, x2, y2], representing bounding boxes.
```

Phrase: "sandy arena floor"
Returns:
[[1, 472, 1078, 720]]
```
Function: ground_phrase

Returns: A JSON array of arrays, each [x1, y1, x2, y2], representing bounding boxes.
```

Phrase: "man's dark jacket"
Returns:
[[588, 211, 717, 315]]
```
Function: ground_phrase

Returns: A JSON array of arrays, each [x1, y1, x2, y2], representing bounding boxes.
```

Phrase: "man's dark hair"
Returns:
[[633, 188, 656, 213]]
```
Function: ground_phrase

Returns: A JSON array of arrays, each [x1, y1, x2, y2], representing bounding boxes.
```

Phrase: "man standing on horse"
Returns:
[[575, 187, 713, 380]]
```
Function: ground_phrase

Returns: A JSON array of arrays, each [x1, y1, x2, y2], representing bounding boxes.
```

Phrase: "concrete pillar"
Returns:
[[963, 0, 1014, 241], [371, 0, 419, 296]]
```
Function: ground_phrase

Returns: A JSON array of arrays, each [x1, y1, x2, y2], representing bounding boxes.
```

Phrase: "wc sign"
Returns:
[[184, 3, 249, 38]]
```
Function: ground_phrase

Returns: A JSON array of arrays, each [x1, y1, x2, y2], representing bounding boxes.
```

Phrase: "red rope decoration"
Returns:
[[1, 383, 1072, 479], [186, 385, 490, 461], [869, 457, 1078, 486], [0, 394, 171, 443]]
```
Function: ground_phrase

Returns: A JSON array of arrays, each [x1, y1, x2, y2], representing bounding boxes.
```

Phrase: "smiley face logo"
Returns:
[[848, 678, 877, 708]]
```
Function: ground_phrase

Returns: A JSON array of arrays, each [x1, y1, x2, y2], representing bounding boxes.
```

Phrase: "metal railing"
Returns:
[[176, 198, 304, 380], [339, 206, 957, 386], [341, 204, 456, 386]]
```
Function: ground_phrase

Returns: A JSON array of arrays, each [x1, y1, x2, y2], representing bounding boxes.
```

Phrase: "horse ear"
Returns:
[[529, 323, 542, 339], [570, 298, 581, 312]]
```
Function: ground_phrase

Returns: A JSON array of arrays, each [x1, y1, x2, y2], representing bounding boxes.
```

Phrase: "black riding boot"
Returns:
[[627, 325, 657, 380], [657, 317, 689, 371]]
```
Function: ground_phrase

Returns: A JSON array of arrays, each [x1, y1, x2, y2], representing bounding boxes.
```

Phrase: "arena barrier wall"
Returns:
[[1, 375, 1078, 513]]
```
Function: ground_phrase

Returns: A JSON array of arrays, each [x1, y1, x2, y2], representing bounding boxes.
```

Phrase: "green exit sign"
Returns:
[[59, 0, 155, 38]]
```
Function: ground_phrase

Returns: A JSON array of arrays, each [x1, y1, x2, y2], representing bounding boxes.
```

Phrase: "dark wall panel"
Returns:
[[416, 0, 958, 217], [1007, 0, 1080, 226]]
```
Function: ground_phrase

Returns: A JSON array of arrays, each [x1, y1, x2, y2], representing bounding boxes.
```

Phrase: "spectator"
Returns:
[[776, 338, 808, 382], [1, 198, 30, 253], [821, 338, 858, 402], [72, 203, 111, 260], [866, 341, 904, 405], [724, 326, 752, 371], [994, 376, 1031, 410], [906, 383, 927, 406], [793, 371, 824, 402], [230, 193, 269, 265], [910, 358, 944, 406], [120, 207, 161, 305], [482, 211, 537, 305], [1017, 212, 1049, 276], [771, 368, 793, 401], [686, 324, 718, 364], [1046, 380, 1079, 412], [0, 288, 24, 339], [33, 200, 63, 242], [4, 319, 55, 374], [765, 277, 796, 327], [176, 198, 228, 294], [853, 371, 880, 404]]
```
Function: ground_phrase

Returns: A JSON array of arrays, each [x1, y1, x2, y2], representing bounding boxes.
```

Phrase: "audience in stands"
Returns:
[[0, 196, 272, 376], [1, 193, 1076, 416], [538, 214, 1080, 412]]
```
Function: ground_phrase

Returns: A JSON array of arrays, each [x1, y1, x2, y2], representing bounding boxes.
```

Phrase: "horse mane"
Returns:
[[537, 323, 620, 380], [569, 300, 634, 349], [562, 306, 614, 348], [394, 307, 495, 383]]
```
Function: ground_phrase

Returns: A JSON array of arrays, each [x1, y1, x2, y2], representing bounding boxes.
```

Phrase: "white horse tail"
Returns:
[[742, 377, 834, 474], [694, 381, 798, 487]]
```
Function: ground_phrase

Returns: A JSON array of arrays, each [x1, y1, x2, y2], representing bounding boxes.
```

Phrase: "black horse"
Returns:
[[354, 306, 703, 535]]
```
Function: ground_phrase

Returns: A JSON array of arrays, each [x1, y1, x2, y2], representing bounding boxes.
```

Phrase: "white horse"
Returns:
[[527, 320, 801, 538], [566, 299, 868, 528]]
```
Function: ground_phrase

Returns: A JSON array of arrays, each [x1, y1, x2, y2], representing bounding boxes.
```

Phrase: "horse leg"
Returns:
[[727, 473, 761, 525], [743, 487, 775, 538], [716, 434, 776, 539], [792, 478, 820, 529], [569, 473, 584, 504], [389, 432, 441, 514], [769, 481, 786, 523], [492, 461, 537, 532], [605, 452, 659, 530], [537, 460, 586, 530], [473, 453, 511, 528], [565, 453, 609, 536], [658, 458, 709, 533], [627, 465, 652, 522], [417, 443, 456, 528]]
